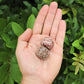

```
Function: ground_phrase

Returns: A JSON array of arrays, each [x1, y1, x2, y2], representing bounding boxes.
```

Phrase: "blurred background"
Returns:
[[0, 0, 84, 84]]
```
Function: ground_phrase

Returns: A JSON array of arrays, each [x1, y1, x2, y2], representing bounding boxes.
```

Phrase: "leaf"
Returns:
[[72, 40, 84, 50], [43, 0, 53, 4], [3, 55, 22, 84], [6, 39, 17, 49], [66, 30, 71, 35], [69, 72, 78, 79], [72, 8, 77, 16], [72, 80, 78, 84], [0, 51, 9, 62], [72, 57, 78, 61], [0, 18, 6, 34], [0, 0, 2, 2], [11, 55, 18, 64], [69, 0, 74, 4], [12, 22, 24, 36], [62, 8, 70, 15], [35, 0, 41, 4], [82, 34, 84, 38], [4, 22, 12, 33], [79, 63, 84, 71], [72, 17, 79, 32], [64, 35, 69, 45], [70, 46, 74, 54], [37, 4, 42, 10], [5, 77, 14, 84], [64, 75, 68, 84], [32, 7, 38, 16], [10, 64, 22, 83], [1, 33, 10, 43], [64, 67, 68, 74], [76, 0, 84, 6], [80, 26, 84, 34], [77, 6, 84, 26], [3, 55, 21, 84], [72, 62, 79, 65], [79, 54, 84, 59], [75, 65, 79, 75], [69, 65, 75, 71], [23, 1, 31, 8], [62, 0, 74, 6], [10, 56, 22, 83], [0, 5, 9, 10], [1, 33, 17, 48], [0, 64, 9, 84], [79, 60, 84, 64], [27, 14, 35, 29], [73, 53, 78, 57]]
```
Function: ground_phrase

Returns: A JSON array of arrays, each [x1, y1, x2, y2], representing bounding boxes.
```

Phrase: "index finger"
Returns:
[[33, 5, 49, 34]]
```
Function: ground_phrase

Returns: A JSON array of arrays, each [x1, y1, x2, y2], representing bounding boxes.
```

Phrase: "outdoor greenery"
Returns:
[[0, 0, 84, 84]]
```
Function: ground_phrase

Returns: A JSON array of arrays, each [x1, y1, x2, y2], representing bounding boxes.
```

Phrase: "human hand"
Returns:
[[15, 2, 66, 84]]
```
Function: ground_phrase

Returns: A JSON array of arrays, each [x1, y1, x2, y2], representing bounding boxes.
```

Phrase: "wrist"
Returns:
[[21, 75, 45, 84]]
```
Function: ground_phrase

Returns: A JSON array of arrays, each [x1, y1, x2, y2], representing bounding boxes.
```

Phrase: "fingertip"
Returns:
[[58, 20, 66, 36], [42, 5, 49, 10], [50, 1, 58, 7], [61, 20, 66, 24], [26, 28, 32, 33], [60, 20, 66, 29], [18, 28, 32, 41], [38, 5, 49, 17], [57, 8, 62, 15]]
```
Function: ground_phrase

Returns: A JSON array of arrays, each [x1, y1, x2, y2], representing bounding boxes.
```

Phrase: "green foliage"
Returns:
[[72, 40, 84, 50], [62, 8, 70, 15], [32, 7, 38, 16], [0, 51, 9, 62], [27, 14, 35, 29], [43, 0, 53, 4], [0, 0, 84, 84], [12, 22, 24, 37], [0, 18, 6, 34]]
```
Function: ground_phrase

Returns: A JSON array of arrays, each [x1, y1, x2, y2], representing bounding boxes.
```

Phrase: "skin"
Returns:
[[15, 2, 66, 84]]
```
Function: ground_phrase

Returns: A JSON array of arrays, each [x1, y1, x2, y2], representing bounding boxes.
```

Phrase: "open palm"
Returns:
[[16, 2, 66, 84]]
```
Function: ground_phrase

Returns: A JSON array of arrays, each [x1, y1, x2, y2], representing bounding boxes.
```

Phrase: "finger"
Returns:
[[56, 20, 66, 47], [42, 2, 58, 35], [18, 28, 32, 42], [33, 5, 49, 34], [17, 28, 32, 50], [50, 9, 62, 39]]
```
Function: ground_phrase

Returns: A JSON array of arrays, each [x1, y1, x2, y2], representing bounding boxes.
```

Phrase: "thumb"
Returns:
[[16, 28, 32, 55], [18, 28, 32, 42]]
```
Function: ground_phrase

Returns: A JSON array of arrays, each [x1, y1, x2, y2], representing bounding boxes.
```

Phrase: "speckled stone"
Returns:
[[36, 46, 49, 59], [41, 37, 54, 50]]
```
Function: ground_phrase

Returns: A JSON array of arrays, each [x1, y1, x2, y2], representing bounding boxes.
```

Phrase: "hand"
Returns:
[[15, 2, 66, 84]]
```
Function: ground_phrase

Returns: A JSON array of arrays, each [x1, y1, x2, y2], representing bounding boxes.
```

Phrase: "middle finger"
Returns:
[[42, 2, 58, 35]]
